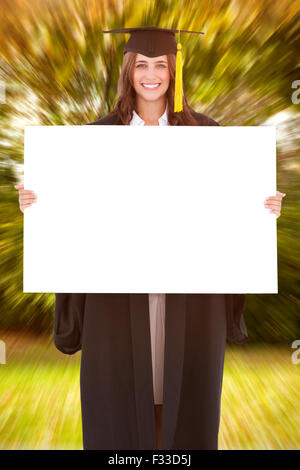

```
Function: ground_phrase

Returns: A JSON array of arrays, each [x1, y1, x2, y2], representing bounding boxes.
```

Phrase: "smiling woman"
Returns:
[[110, 50, 200, 126], [15, 26, 286, 452]]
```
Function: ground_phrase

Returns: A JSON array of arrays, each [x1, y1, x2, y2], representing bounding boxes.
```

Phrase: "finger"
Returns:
[[20, 200, 36, 208], [265, 196, 283, 202], [14, 184, 24, 190], [19, 198, 37, 207], [276, 191, 286, 197], [270, 209, 280, 217], [19, 190, 36, 196], [265, 204, 281, 213], [264, 201, 281, 208], [265, 193, 285, 202], [20, 194, 37, 202], [20, 202, 34, 210], [265, 206, 281, 213], [19, 194, 37, 202], [21, 200, 35, 206]]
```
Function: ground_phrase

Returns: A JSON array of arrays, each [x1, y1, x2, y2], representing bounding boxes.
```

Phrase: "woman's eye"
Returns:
[[136, 64, 166, 68]]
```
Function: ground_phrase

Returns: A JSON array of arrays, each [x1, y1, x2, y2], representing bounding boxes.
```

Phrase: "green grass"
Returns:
[[221, 344, 300, 449], [0, 332, 82, 450], [0, 332, 299, 449]]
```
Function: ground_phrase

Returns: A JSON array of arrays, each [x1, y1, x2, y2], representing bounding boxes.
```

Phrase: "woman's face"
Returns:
[[132, 53, 170, 102]]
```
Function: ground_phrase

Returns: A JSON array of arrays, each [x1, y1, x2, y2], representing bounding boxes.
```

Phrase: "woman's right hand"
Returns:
[[14, 185, 37, 213]]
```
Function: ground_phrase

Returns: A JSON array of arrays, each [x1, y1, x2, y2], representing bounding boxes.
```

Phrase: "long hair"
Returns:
[[108, 52, 198, 125]]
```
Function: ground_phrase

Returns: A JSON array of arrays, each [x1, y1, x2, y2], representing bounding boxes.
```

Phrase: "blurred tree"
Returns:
[[0, 0, 299, 339]]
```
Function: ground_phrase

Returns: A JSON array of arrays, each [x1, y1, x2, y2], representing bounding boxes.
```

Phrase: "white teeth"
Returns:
[[142, 84, 160, 88]]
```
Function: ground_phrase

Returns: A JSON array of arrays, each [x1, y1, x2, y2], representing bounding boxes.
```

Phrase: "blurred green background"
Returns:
[[0, 0, 299, 450]]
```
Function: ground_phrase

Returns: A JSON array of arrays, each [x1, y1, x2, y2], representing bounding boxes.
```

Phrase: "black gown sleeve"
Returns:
[[53, 293, 86, 354], [225, 294, 248, 344]]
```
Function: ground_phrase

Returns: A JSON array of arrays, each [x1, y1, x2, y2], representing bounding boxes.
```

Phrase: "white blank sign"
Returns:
[[23, 125, 277, 293]]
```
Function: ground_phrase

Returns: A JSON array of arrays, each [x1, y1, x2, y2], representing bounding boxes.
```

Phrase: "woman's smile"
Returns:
[[141, 83, 161, 89]]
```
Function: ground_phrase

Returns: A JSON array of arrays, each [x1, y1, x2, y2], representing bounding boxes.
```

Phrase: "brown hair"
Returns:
[[108, 52, 198, 125]]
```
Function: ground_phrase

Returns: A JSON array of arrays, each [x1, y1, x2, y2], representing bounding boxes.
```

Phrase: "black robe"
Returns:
[[53, 110, 248, 450]]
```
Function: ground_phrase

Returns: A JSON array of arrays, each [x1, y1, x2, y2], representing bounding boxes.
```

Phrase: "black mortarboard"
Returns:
[[103, 27, 205, 112]]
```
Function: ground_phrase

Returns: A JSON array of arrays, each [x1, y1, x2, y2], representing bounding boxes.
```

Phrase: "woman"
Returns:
[[15, 27, 286, 450]]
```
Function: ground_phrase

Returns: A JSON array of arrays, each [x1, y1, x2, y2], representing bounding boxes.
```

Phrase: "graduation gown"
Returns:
[[53, 110, 248, 450]]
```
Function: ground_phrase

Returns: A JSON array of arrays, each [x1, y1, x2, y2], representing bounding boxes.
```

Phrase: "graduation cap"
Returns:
[[103, 27, 205, 113]]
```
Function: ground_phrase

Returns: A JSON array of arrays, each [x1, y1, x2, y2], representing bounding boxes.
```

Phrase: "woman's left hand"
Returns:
[[264, 191, 286, 218]]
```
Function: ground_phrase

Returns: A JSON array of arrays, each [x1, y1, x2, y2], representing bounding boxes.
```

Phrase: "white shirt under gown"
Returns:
[[129, 106, 168, 404]]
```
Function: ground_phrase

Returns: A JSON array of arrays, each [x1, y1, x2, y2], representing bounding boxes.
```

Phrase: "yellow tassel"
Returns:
[[174, 42, 183, 112]]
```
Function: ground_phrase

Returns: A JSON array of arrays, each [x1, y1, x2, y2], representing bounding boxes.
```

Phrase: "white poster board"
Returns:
[[23, 125, 277, 293]]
